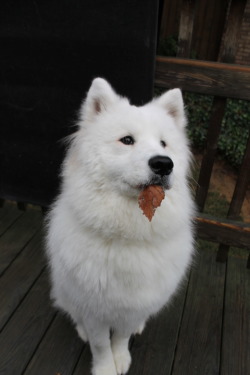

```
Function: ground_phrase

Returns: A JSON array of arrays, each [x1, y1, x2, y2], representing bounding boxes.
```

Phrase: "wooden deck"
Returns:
[[0, 202, 249, 375]]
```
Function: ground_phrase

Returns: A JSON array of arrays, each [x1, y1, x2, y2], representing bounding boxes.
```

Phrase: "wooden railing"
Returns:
[[155, 55, 250, 265], [157, 0, 250, 265]]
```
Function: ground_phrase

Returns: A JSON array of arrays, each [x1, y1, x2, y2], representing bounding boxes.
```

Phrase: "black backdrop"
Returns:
[[0, 0, 159, 206]]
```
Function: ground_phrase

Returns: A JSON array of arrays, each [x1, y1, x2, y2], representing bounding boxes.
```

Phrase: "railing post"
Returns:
[[217, 132, 250, 263]]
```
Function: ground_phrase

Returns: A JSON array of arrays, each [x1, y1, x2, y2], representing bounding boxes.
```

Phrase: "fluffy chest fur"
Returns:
[[48, 188, 193, 324]]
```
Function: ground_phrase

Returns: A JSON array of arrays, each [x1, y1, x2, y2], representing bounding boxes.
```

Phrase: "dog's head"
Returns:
[[72, 78, 190, 198]]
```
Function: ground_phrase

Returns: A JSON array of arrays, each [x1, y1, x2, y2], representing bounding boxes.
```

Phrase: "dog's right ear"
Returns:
[[156, 88, 186, 129], [81, 78, 119, 122]]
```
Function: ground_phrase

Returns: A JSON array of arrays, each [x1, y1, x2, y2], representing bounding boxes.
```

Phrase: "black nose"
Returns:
[[148, 156, 174, 176]]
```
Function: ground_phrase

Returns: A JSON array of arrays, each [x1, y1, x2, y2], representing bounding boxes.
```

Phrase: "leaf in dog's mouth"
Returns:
[[138, 185, 165, 221]]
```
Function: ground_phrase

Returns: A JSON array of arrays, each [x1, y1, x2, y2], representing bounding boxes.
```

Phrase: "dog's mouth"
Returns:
[[137, 175, 172, 191], [123, 174, 173, 196]]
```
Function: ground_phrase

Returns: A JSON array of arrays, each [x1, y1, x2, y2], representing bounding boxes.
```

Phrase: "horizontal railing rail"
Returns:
[[155, 56, 250, 101]]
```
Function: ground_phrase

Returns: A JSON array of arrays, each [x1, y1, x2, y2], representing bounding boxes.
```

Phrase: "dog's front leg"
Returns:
[[111, 332, 131, 375], [87, 323, 117, 375]]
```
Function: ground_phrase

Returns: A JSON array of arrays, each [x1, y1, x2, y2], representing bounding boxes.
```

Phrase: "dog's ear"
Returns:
[[81, 78, 119, 122], [157, 89, 186, 128]]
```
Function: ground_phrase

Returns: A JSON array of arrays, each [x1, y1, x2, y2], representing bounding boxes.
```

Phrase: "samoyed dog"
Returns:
[[46, 78, 195, 375]]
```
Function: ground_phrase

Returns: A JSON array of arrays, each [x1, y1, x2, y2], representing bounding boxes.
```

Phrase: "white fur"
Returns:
[[46, 78, 195, 375]]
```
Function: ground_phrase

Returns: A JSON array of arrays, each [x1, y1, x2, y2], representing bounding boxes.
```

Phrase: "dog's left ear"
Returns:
[[157, 89, 186, 128], [82, 78, 119, 122]]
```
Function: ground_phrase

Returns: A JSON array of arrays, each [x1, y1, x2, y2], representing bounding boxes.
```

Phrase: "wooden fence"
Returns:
[[156, 0, 250, 265]]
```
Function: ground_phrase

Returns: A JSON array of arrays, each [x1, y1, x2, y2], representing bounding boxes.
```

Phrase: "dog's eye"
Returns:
[[119, 136, 135, 145], [160, 140, 167, 148]]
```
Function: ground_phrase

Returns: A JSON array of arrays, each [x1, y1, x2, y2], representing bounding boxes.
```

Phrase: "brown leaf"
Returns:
[[138, 185, 165, 221]]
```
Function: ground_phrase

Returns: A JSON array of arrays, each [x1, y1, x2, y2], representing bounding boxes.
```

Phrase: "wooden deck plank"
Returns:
[[0, 230, 45, 331], [0, 209, 42, 276], [72, 345, 92, 375], [0, 203, 23, 236], [23, 313, 84, 375], [171, 250, 226, 375], [0, 271, 55, 375], [1, 204, 250, 375], [127, 283, 188, 375], [220, 255, 250, 375]]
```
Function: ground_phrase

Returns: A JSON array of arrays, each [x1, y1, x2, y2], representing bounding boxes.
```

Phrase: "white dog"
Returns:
[[46, 78, 195, 375]]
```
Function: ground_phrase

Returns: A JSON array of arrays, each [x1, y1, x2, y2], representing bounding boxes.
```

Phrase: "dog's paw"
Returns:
[[113, 347, 131, 375], [92, 362, 117, 375]]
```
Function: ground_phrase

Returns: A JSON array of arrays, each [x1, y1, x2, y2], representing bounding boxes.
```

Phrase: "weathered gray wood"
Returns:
[[0, 230, 45, 331], [171, 250, 226, 375], [196, 214, 250, 250], [128, 282, 188, 375], [72, 345, 92, 375], [220, 255, 250, 374], [159, 0, 181, 40], [17, 202, 28, 211], [155, 56, 250, 100], [0, 203, 23, 236], [0, 203, 250, 374], [0, 271, 55, 375], [218, 0, 247, 63], [0, 209, 42, 276], [177, 0, 195, 57], [24, 313, 83, 375]]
